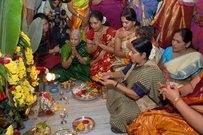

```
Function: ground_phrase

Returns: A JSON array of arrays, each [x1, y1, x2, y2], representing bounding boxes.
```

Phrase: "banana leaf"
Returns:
[[0, 0, 22, 55], [28, 18, 43, 53]]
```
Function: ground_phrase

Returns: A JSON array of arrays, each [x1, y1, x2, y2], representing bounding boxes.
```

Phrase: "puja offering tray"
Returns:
[[72, 116, 95, 133], [71, 81, 99, 101]]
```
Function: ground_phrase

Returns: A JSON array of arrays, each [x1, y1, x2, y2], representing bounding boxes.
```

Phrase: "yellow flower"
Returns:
[[18, 58, 26, 79], [55, 103, 62, 111], [15, 46, 21, 52], [4, 59, 18, 74], [30, 66, 38, 80], [2, 32, 39, 109], [5, 125, 14, 135], [7, 74, 19, 85], [27, 95, 37, 105], [32, 81, 39, 87], [25, 48, 34, 65], [11, 79, 37, 107]]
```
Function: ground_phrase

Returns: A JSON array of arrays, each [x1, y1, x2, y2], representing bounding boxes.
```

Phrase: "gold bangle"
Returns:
[[173, 97, 181, 107]]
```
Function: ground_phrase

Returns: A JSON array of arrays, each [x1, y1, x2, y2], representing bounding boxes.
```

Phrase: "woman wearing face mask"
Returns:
[[99, 38, 164, 133]]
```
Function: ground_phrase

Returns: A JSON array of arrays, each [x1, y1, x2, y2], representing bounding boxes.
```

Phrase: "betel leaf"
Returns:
[[0, 0, 22, 54]]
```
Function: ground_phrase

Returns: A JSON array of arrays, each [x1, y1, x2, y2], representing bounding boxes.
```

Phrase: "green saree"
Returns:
[[53, 40, 90, 82]]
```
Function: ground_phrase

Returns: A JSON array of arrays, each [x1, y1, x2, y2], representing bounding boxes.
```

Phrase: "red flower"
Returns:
[[0, 58, 10, 64], [45, 110, 53, 115], [4, 54, 11, 58], [10, 86, 16, 92], [76, 92, 82, 97], [81, 89, 87, 95], [42, 92, 49, 98], [36, 66, 47, 75], [0, 91, 6, 101], [13, 54, 21, 60], [82, 120, 89, 124]]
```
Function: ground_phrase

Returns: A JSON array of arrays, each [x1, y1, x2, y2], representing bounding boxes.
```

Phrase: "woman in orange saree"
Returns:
[[86, 10, 116, 80], [127, 71, 203, 135]]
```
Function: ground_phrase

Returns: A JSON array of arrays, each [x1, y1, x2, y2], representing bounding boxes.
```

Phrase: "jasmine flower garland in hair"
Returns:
[[148, 46, 156, 60], [102, 16, 107, 24]]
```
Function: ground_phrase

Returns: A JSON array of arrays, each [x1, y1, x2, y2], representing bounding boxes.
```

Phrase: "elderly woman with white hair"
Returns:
[[53, 29, 90, 82]]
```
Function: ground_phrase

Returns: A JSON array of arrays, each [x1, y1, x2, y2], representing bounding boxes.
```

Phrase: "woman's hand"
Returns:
[[53, 45, 60, 53], [101, 71, 113, 80], [72, 47, 78, 56], [49, 46, 60, 54], [99, 77, 116, 86], [159, 84, 180, 102]]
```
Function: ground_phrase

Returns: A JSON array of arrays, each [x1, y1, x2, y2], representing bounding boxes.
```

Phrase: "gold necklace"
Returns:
[[95, 26, 105, 39]]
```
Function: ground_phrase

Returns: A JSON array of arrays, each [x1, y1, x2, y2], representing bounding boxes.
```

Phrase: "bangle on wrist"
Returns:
[[173, 97, 181, 107], [115, 81, 119, 87]]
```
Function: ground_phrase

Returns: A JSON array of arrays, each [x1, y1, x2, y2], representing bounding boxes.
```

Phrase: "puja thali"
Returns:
[[71, 81, 100, 101], [24, 122, 51, 135], [72, 116, 95, 133]]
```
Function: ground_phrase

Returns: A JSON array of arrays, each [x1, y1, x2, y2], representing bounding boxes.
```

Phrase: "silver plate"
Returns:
[[71, 81, 99, 101], [72, 116, 95, 133], [55, 129, 77, 135]]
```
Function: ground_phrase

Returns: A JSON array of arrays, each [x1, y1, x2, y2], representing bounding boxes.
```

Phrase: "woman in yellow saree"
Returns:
[[67, 0, 90, 29]]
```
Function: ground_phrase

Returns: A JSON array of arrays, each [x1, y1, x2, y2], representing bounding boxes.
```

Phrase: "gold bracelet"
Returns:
[[173, 97, 181, 107]]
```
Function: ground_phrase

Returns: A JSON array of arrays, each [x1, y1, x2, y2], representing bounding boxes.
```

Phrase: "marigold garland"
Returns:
[[0, 31, 39, 108]]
